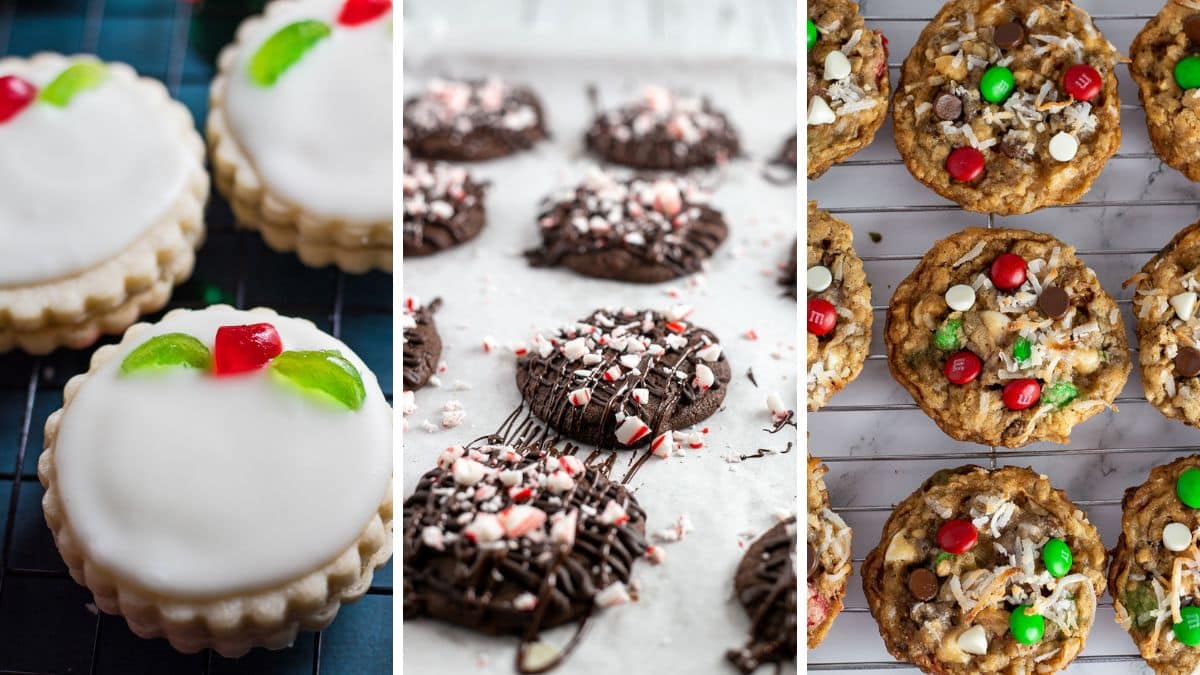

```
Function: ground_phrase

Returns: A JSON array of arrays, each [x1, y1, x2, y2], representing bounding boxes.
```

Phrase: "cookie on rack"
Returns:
[[515, 306, 730, 450], [886, 227, 1130, 447], [209, 0, 392, 273], [727, 514, 798, 673], [807, 202, 872, 411], [39, 305, 393, 656], [891, 0, 1122, 215], [1131, 2, 1200, 182], [807, 0, 891, 178], [1110, 455, 1200, 675], [403, 76, 547, 161], [585, 85, 740, 171], [861, 465, 1107, 674], [807, 454, 852, 649], [0, 53, 207, 355], [403, 442, 648, 647], [524, 170, 728, 283], [402, 297, 442, 391], [402, 158, 487, 256]]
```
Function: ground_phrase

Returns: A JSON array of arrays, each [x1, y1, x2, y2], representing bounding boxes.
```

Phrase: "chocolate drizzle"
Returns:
[[726, 517, 798, 674], [524, 173, 728, 283], [584, 86, 740, 171], [403, 160, 488, 256], [402, 298, 442, 390], [404, 77, 548, 161]]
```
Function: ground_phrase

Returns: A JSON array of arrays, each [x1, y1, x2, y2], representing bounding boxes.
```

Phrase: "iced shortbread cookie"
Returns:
[[39, 305, 392, 656]]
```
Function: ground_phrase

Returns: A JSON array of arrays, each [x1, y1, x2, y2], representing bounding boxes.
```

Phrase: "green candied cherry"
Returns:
[[980, 65, 1015, 103], [1009, 605, 1045, 644], [120, 333, 212, 375], [1124, 582, 1158, 629], [1179, 467, 1200, 508], [807, 19, 818, 51], [1041, 381, 1078, 408], [934, 316, 963, 351], [248, 20, 332, 86], [1176, 606, 1200, 646], [270, 349, 365, 411], [39, 61, 107, 107], [1012, 336, 1032, 363], [1176, 55, 1200, 91], [1041, 538, 1072, 578]]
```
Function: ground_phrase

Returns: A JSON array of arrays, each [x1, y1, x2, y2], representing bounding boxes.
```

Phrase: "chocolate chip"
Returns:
[[1186, 16, 1200, 46], [999, 139, 1033, 160], [1177, 346, 1200, 378], [1038, 286, 1070, 319], [933, 93, 963, 121], [807, 543, 819, 576], [908, 567, 939, 601], [993, 21, 1025, 49]]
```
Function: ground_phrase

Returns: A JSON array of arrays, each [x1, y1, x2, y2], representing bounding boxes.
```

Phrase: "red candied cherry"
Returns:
[[990, 253, 1028, 291], [338, 0, 391, 26], [1063, 64, 1102, 102], [944, 351, 982, 385], [214, 323, 283, 375], [937, 519, 978, 554], [0, 75, 36, 124], [808, 298, 837, 337], [1003, 378, 1042, 410], [946, 147, 985, 182]]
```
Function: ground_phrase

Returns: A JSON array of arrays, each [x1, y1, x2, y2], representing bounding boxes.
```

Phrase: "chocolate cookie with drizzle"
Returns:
[[404, 77, 548, 161], [402, 441, 648, 672], [524, 171, 727, 283], [402, 297, 442, 391], [585, 85, 740, 171], [515, 307, 731, 450], [403, 158, 487, 256], [727, 515, 798, 673]]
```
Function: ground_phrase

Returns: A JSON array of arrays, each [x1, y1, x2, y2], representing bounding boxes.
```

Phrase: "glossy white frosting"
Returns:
[[53, 307, 392, 597], [224, 0, 392, 222], [0, 56, 194, 287]]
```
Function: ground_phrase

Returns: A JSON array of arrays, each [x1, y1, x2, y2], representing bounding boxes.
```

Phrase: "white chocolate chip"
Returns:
[[980, 310, 1011, 341], [957, 625, 988, 656], [823, 50, 852, 80], [1164, 522, 1193, 552], [945, 284, 977, 312], [884, 530, 919, 563], [1048, 132, 1078, 162], [807, 265, 833, 292], [808, 96, 836, 126], [1172, 292, 1198, 322]]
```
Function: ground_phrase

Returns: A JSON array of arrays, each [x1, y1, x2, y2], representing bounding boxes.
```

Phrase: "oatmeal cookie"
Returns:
[[807, 203, 872, 411], [862, 465, 1106, 674], [807, 454, 852, 648], [807, 0, 890, 178], [1130, 1, 1200, 182], [892, 0, 1122, 215], [886, 228, 1130, 447]]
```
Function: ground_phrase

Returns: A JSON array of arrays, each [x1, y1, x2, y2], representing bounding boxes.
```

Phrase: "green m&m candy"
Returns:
[[980, 66, 1015, 103], [934, 317, 963, 351], [1009, 605, 1045, 644], [1041, 538, 1072, 578], [1041, 381, 1078, 409], [1012, 337, 1031, 363], [269, 349, 366, 411], [120, 333, 212, 375], [808, 19, 818, 51], [1178, 467, 1200, 508], [1176, 56, 1200, 91], [1175, 606, 1200, 646]]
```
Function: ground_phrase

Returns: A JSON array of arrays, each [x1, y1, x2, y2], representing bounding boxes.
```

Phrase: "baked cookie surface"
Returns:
[[807, 454, 852, 649], [515, 307, 730, 450], [892, 0, 1121, 215], [807, 202, 872, 411], [807, 0, 890, 178], [402, 159, 487, 257], [861, 465, 1106, 674], [727, 515, 798, 673], [1131, 1, 1200, 182], [524, 171, 727, 283], [403, 76, 547, 161], [402, 297, 442, 391], [886, 228, 1129, 447]]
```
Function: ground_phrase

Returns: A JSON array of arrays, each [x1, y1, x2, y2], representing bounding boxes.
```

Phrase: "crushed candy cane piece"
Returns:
[[594, 582, 631, 608], [598, 500, 630, 526], [694, 364, 715, 390], [614, 416, 651, 445], [568, 387, 593, 407], [464, 513, 504, 544], [498, 505, 547, 538]]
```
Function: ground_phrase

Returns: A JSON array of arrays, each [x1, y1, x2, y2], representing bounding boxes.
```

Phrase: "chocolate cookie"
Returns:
[[403, 77, 547, 161], [782, 239, 798, 299], [886, 228, 1130, 447], [402, 298, 442, 391], [584, 85, 740, 171], [1129, 221, 1200, 428], [807, 0, 891, 178], [777, 132, 798, 169], [807, 454, 852, 649], [403, 442, 648, 641], [1131, 2, 1200, 182], [524, 171, 727, 283], [861, 465, 1107, 674], [892, 0, 1122, 215], [403, 159, 487, 256], [1110, 455, 1200, 675], [515, 307, 731, 449], [807, 203, 872, 411], [727, 516, 798, 673]]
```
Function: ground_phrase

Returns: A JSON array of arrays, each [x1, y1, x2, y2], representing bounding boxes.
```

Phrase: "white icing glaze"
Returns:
[[224, 0, 392, 222], [0, 56, 194, 287], [53, 306, 392, 597]]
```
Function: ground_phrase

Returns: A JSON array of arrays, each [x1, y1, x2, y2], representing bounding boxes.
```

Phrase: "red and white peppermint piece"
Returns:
[[513, 592, 539, 612], [508, 485, 533, 502], [436, 445, 466, 470], [550, 510, 578, 547], [665, 320, 688, 333], [464, 513, 504, 544], [401, 390, 417, 416], [595, 582, 632, 608], [643, 85, 672, 112], [619, 354, 641, 369], [694, 364, 715, 390], [652, 179, 683, 217], [498, 505, 547, 538], [545, 469, 576, 494], [499, 469, 523, 486], [561, 337, 589, 361], [509, 342, 529, 356], [558, 455, 585, 475], [665, 304, 693, 321], [743, 328, 759, 341], [452, 457, 488, 486], [615, 416, 651, 445], [687, 432, 704, 449], [482, 336, 498, 353], [473, 484, 497, 502], [421, 525, 445, 551], [500, 446, 523, 464], [602, 365, 624, 382], [696, 343, 722, 362], [598, 500, 631, 526], [645, 545, 667, 565], [568, 387, 593, 407], [665, 334, 689, 350], [632, 387, 650, 405], [650, 431, 675, 458], [766, 392, 789, 421]]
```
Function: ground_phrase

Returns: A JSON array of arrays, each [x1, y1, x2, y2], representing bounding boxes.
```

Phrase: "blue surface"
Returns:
[[0, 2, 393, 673]]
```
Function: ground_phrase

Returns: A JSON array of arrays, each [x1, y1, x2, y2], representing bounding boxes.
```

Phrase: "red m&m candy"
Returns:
[[990, 253, 1028, 290], [808, 298, 837, 337], [0, 75, 36, 124], [1003, 378, 1041, 410], [946, 147, 985, 182], [214, 323, 283, 375], [944, 351, 982, 385], [1063, 64, 1102, 102], [937, 519, 978, 554]]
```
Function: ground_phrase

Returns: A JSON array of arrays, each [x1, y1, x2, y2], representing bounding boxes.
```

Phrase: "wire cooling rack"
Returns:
[[808, 1, 1200, 672], [0, 1, 392, 674]]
